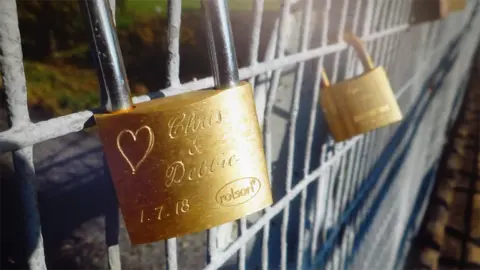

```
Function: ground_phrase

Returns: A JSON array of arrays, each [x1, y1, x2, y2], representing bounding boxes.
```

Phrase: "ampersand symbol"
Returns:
[[188, 139, 202, 156]]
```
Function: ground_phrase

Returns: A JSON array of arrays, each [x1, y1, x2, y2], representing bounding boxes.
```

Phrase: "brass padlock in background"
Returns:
[[82, 0, 272, 244], [320, 33, 403, 142], [448, 0, 467, 12], [409, 0, 450, 24]]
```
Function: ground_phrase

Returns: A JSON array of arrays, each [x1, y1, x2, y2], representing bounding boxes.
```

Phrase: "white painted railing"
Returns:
[[0, 0, 479, 269]]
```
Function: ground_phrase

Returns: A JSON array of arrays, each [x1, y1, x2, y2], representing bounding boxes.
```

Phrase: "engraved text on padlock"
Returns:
[[95, 83, 272, 244]]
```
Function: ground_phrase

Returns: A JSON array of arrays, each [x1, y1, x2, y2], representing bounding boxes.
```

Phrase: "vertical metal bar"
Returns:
[[362, 0, 374, 37], [345, 0, 363, 78], [274, 0, 290, 59], [321, 0, 332, 47], [165, 2, 182, 268], [334, 150, 356, 269], [355, 0, 374, 76], [107, 0, 116, 23], [398, 0, 412, 27], [370, 38, 381, 68], [337, 0, 350, 41], [238, 1, 264, 269], [247, 0, 264, 100], [325, 147, 342, 270], [201, 0, 227, 265], [378, 0, 391, 31], [308, 4, 332, 260], [356, 1, 375, 230], [426, 23, 440, 68], [201, 0, 239, 89], [281, 0, 310, 268], [261, 0, 291, 269], [207, 227, 218, 264], [372, 24, 394, 161], [390, 27, 406, 92], [261, 218, 270, 270], [377, 0, 394, 67], [248, 0, 264, 73], [371, 0, 385, 33], [340, 148, 357, 213], [321, 150, 336, 269], [330, 0, 350, 83], [237, 220, 247, 269], [202, 1, 241, 265], [371, 0, 388, 64], [384, 33, 400, 74], [262, 0, 290, 192], [395, 0, 407, 25], [345, 137, 365, 263], [291, 0, 314, 268], [354, 133, 373, 230], [310, 144, 329, 263], [100, 2, 122, 269], [368, 132, 378, 171], [254, 7, 277, 128], [350, 143, 365, 201], [384, 0, 403, 81], [258, 11, 278, 270], [301, 55, 327, 270], [79, 0, 133, 112], [0, 1, 47, 269], [331, 145, 347, 270], [166, 0, 182, 87], [352, 137, 366, 195], [106, 244, 121, 270], [338, 147, 357, 270], [0, 2, 30, 125]]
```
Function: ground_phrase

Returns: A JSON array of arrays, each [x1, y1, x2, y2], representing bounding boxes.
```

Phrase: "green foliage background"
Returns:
[[0, 0, 281, 120]]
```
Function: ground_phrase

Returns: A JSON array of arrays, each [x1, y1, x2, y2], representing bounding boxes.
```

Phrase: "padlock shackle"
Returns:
[[344, 33, 375, 71], [79, 0, 133, 112], [321, 70, 331, 88], [201, 0, 240, 89], [320, 33, 373, 89]]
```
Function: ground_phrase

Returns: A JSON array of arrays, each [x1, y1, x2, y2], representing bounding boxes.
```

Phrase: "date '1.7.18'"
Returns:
[[140, 199, 190, 223]]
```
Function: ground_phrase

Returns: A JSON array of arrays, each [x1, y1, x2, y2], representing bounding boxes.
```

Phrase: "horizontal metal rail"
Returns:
[[0, 0, 479, 269]]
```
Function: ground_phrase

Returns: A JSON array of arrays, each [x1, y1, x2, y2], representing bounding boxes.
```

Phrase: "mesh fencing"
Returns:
[[1, 0, 480, 269]]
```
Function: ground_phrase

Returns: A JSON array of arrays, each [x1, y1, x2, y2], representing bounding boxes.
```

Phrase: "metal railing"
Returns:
[[1, 0, 480, 269]]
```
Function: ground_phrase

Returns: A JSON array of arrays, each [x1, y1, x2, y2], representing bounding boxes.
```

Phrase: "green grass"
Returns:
[[125, 0, 282, 13], [119, 0, 282, 18], [23, 61, 149, 118], [24, 61, 100, 117], [116, 0, 282, 29]]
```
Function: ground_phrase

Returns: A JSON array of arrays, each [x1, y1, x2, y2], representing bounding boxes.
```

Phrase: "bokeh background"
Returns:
[[11, 0, 284, 120]]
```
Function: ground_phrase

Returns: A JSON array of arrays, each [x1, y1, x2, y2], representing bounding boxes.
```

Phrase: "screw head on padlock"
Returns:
[[86, 0, 272, 244], [320, 33, 403, 142], [409, 0, 450, 25]]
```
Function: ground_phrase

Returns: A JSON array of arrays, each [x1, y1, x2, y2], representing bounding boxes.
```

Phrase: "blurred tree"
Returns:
[[16, 0, 86, 62], [117, 0, 127, 14]]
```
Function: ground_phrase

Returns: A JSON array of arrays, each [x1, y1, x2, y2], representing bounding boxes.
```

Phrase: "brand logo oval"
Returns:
[[216, 177, 261, 206]]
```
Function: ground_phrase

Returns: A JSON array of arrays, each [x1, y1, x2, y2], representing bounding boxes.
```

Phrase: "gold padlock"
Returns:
[[83, 0, 272, 244], [409, 0, 450, 24], [448, 0, 466, 12], [320, 33, 403, 142]]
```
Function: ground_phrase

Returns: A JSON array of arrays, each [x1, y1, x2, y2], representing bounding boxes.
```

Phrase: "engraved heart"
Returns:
[[116, 125, 155, 174]]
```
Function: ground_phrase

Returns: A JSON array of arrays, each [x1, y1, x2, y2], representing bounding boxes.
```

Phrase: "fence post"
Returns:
[[0, 0, 46, 269]]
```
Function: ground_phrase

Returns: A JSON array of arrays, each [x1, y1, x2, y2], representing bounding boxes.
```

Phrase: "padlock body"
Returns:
[[321, 67, 403, 141], [95, 82, 272, 244], [410, 0, 449, 24], [449, 0, 466, 11]]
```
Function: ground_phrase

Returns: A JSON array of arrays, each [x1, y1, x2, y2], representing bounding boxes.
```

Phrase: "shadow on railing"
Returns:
[[1, 142, 43, 269]]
